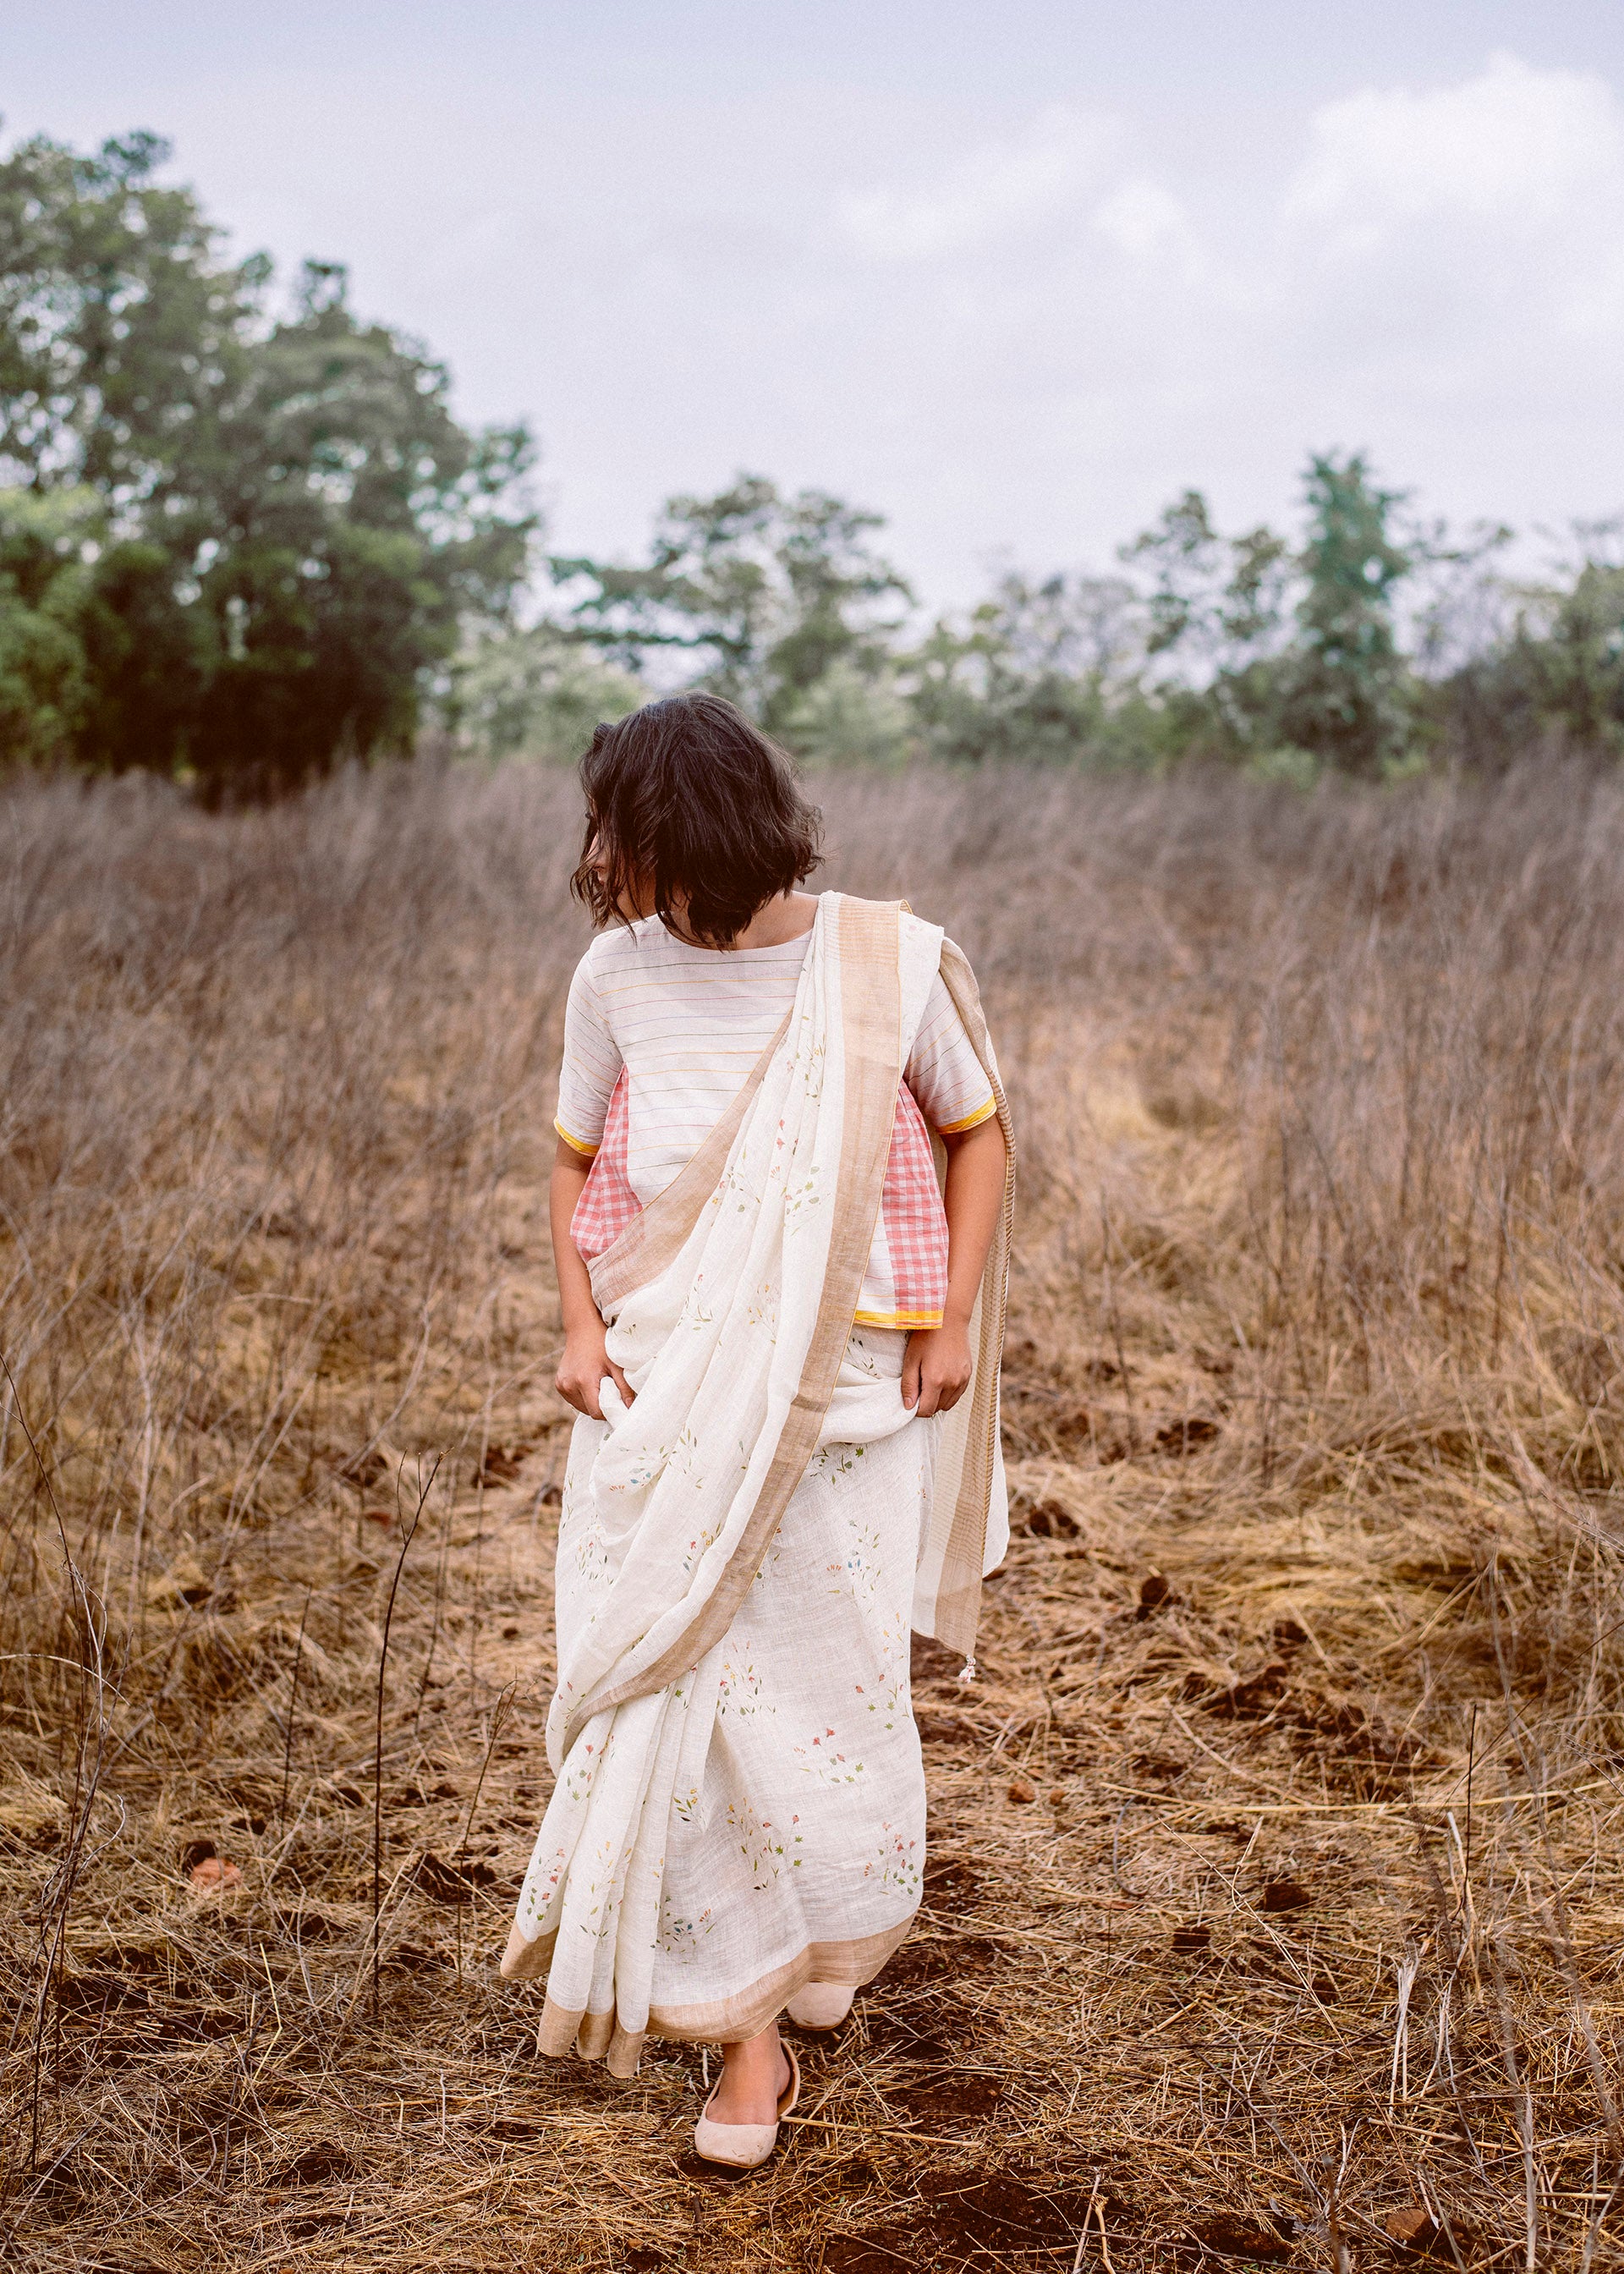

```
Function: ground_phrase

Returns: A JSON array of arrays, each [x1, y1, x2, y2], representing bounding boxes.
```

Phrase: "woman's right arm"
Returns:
[[551, 1138, 634, 1420]]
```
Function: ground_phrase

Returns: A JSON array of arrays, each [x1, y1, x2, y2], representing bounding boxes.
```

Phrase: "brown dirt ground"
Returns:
[[9, 1129, 1620, 2274], [8, 762, 1624, 2270]]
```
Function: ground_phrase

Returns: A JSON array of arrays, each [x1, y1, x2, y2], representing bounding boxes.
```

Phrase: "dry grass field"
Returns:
[[5, 755, 1624, 2271]]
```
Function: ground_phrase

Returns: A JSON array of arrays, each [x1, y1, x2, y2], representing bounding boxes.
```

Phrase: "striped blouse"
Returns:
[[554, 915, 996, 1329]]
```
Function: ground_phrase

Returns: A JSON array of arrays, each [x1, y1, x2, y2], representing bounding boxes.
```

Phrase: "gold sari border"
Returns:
[[529, 1917, 918, 2070]]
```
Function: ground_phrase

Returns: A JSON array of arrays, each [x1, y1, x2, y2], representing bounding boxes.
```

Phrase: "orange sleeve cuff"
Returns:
[[936, 1096, 997, 1136]]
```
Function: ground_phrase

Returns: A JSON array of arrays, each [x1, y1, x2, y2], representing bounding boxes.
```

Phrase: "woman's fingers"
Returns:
[[915, 1365, 969, 1419], [556, 1367, 604, 1420], [558, 1368, 631, 1419], [906, 1328, 972, 1421]]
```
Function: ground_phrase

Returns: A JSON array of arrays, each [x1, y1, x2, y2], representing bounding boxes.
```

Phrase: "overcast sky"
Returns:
[[8, 2, 1624, 606]]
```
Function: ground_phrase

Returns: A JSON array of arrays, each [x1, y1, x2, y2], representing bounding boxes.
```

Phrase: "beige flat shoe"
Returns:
[[784, 1982, 855, 2030], [693, 2044, 799, 2171]]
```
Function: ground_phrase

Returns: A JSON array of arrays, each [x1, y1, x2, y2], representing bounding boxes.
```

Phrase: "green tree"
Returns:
[[551, 475, 911, 733], [1276, 452, 1413, 776], [1121, 456, 1418, 773], [0, 486, 98, 763], [184, 260, 535, 799], [0, 130, 244, 505], [76, 540, 203, 774], [449, 622, 643, 762], [1437, 532, 1624, 768], [0, 131, 536, 795], [1118, 489, 1292, 757], [906, 570, 1166, 767], [1122, 490, 1290, 668], [1512, 544, 1624, 753]]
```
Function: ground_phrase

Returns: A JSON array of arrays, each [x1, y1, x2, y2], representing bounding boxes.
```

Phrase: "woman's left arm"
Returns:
[[903, 1115, 1008, 1418]]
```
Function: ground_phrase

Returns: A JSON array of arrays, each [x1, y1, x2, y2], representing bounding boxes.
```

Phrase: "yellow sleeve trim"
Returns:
[[853, 1307, 945, 1331], [936, 1096, 997, 1136], [554, 1118, 600, 1159]]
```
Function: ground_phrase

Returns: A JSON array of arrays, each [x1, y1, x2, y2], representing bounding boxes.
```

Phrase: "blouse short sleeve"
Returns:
[[554, 948, 623, 1158], [904, 972, 996, 1135]]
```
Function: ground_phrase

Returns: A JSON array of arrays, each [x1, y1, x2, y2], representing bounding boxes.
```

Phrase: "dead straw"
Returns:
[[4, 756, 1624, 2265]]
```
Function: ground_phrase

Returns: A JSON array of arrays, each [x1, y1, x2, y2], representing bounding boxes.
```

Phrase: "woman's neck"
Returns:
[[727, 890, 820, 950]]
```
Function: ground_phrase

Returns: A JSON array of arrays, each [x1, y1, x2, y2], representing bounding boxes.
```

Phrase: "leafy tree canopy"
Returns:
[[1122, 490, 1290, 670], [1115, 454, 1418, 775], [551, 474, 912, 734], [0, 129, 535, 796]]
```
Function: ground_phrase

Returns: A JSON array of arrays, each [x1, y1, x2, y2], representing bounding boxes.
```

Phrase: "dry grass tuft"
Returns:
[[5, 756, 1624, 2269]]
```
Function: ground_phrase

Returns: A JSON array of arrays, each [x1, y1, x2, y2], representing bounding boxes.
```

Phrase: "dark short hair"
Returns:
[[572, 693, 823, 948]]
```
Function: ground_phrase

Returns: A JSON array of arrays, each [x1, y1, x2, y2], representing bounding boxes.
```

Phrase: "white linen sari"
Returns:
[[502, 894, 1012, 2073]]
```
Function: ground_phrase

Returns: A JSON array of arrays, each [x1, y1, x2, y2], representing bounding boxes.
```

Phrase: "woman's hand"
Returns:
[[903, 1321, 974, 1417], [555, 1317, 634, 1421]]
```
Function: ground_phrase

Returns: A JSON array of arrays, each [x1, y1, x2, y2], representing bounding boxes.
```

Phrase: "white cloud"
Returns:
[[836, 105, 1115, 261], [1287, 49, 1624, 230], [805, 54, 1624, 591], [108, 31, 1624, 605], [1089, 174, 1217, 291], [1273, 52, 1624, 351], [1091, 176, 1189, 260]]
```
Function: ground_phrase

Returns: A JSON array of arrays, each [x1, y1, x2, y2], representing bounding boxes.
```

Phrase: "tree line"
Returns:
[[4, 129, 1623, 797]]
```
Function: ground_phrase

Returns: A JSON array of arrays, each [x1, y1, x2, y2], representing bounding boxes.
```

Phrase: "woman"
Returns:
[[502, 693, 1012, 2169]]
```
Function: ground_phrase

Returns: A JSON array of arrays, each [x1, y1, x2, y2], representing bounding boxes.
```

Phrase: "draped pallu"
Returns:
[[502, 893, 1014, 2073]]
